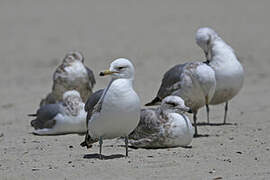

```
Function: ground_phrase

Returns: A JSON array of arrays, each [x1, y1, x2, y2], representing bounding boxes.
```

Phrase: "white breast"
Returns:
[[210, 42, 244, 105], [64, 61, 88, 81], [89, 79, 140, 139], [162, 113, 193, 147]]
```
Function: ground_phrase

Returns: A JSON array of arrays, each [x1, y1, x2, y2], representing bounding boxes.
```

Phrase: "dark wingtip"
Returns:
[[30, 119, 38, 129], [145, 97, 161, 106], [145, 102, 154, 106], [203, 60, 210, 65], [80, 141, 87, 147], [80, 141, 93, 149]]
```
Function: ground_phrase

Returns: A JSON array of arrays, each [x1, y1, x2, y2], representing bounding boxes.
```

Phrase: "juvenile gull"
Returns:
[[196, 27, 244, 124], [145, 61, 216, 137], [81, 58, 140, 158], [40, 51, 95, 106], [30, 90, 87, 135], [129, 96, 194, 148]]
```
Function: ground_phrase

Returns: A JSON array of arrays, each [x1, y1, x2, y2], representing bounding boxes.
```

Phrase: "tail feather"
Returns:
[[145, 97, 161, 106]]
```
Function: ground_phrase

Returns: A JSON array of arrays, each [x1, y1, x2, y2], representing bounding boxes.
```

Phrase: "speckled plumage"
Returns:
[[40, 51, 95, 106], [146, 61, 216, 136], [129, 96, 194, 148], [30, 90, 87, 135]]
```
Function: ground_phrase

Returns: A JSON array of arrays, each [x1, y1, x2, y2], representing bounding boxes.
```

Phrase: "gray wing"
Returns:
[[84, 89, 104, 126], [30, 103, 63, 129], [129, 108, 162, 140], [85, 66, 96, 89], [39, 93, 56, 107], [145, 63, 187, 106], [157, 63, 187, 98], [81, 89, 104, 149]]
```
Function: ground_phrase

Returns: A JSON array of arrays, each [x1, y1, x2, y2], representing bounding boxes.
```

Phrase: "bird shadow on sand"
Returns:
[[193, 134, 210, 138], [83, 153, 125, 160], [30, 132, 85, 136], [128, 145, 192, 149], [196, 122, 237, 126]]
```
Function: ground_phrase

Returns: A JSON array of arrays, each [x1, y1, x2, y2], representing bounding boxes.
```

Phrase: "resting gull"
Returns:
[[80, 58, 140, 158], [40, 51, 95, 106], [145, 61, 216, 137], [29, 90, 87, 135], [196, 27, 244, 124], [129, 96, 194, 148]]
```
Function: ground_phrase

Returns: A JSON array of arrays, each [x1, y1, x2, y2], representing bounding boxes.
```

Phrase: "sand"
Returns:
[[1, 0, 270, 179]]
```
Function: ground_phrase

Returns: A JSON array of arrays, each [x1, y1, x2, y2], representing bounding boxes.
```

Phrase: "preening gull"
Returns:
[[129, 96, 194, 148], [40, 51, 95, 106], [80, 58, 140, 158], [196, 27, 244, 124], [145, 61, 216, 137], [30, 90, 87, 135]]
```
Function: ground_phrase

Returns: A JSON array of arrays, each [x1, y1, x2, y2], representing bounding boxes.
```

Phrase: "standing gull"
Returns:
[[40, 51, 95, 106], [196, 27, 244, 124], [145, 61, 216, 137], [30, 90, 87, 135], [129, 96, 194, 148], [81, 58, 140, 158]]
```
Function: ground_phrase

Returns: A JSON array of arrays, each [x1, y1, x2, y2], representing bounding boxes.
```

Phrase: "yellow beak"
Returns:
[[99, 69, 118, 76]]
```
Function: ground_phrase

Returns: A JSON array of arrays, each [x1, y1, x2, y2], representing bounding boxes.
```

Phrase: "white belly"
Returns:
[[89, 79, 140, 139], [210, 61, 244, 105], [163, 113, 194, 147]]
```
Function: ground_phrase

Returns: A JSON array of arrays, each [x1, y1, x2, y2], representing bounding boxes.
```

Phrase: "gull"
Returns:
[[80, 58, 140, 158], [29, 90, 87, 135], [196, 27, 244, 124], [40, 51, 96, 106], [145, 61, 216, 137], [129, 96, 194, 148]]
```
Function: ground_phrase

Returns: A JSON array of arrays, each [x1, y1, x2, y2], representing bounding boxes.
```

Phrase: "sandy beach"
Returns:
[[1, 0, 270, 179]]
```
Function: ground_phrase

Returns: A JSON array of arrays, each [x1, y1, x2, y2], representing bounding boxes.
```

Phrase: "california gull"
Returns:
[[146, 61, 216, 137], [40, 51, 95, 106], [80, 58, 140, 158], [30, 90, 87, 135], [129, 96, 194, 148], [196, 27, 244, 124]]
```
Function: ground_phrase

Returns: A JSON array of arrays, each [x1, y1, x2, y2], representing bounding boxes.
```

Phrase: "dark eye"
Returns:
[[118, 67, 125, 70], [72, 53, 82, 61], [167, 102, 177, 106]]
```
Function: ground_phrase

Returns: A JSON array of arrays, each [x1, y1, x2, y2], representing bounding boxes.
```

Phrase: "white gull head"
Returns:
[[63, 90, 81, 101], [195, 27, 219, 60], [63, 90, 84, 116], [161, 96, 191, 114], [100, 58, 135, 80], [63, 51, 84, 64]]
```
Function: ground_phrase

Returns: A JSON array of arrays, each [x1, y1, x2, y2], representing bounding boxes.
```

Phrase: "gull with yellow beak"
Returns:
[[81, 58, 140, 159]]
